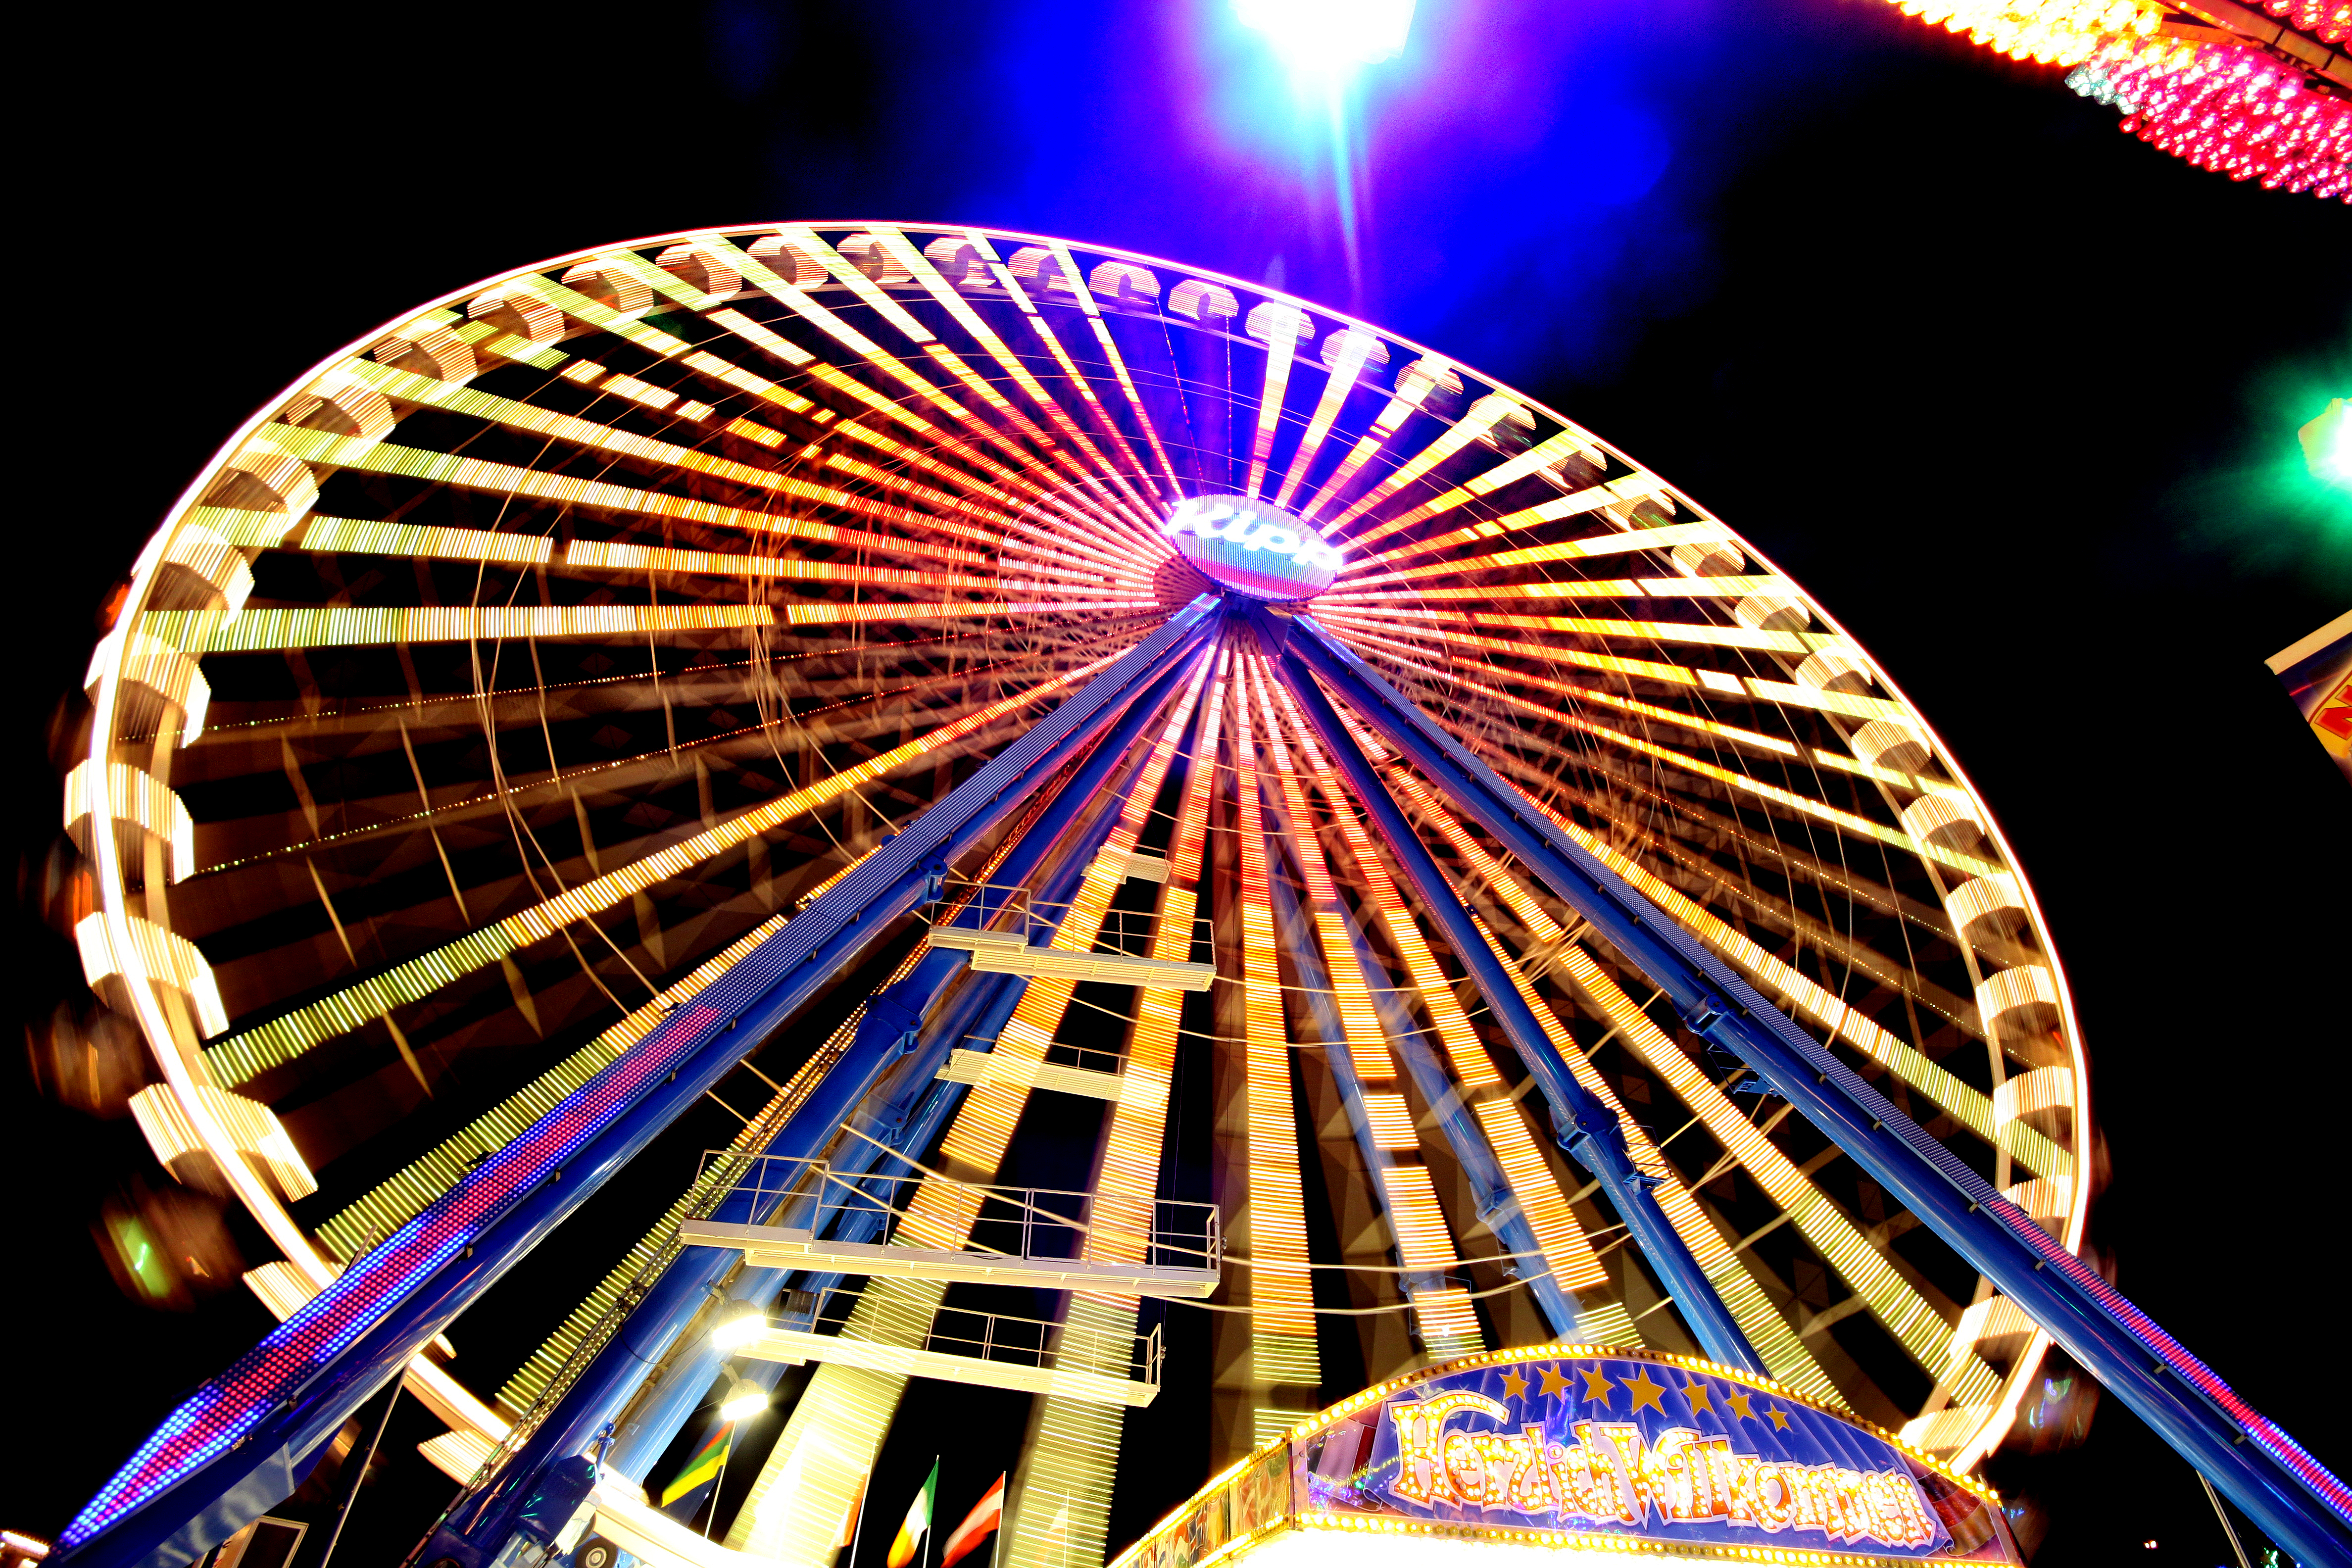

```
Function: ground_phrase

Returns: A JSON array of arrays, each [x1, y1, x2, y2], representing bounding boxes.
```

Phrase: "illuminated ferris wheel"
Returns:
[[57, 225, 2351, 1568]]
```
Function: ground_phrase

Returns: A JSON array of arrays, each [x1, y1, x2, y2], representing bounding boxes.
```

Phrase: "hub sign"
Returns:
[[1161, 495, 1343, 601]]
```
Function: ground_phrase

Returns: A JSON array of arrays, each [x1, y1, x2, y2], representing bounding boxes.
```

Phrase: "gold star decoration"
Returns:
[[1578, 1367, 1617, 1405], [1537, 1365, 1572, 1401], [1681, 1381, 1715, 1416], [1499, 1366, 1530, 1402], [1725, 1389, 1757, 1420], [1766, 1406, 1791, 1431], [1619, 1369, 1668, 1416]]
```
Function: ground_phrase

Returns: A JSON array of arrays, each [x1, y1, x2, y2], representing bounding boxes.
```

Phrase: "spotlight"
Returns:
[[720, 1378, 768, 1422], [1233, 0, 1415, 81], [710, 1302, 767, 1351]]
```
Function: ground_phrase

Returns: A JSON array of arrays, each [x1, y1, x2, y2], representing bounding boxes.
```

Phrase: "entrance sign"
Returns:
[[1110, 1347, 2023, 1568], [1161, 496, 1343, 601]]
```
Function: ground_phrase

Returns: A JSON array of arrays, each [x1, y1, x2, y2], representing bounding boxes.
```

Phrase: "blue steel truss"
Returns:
[[54, 600, 1218, 1568], [1269, 609, 2352, 1568], [61, 594, 2352, 1568]]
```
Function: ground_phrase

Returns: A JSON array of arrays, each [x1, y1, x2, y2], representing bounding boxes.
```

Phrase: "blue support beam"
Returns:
[[440, 644, 1210, 1557], [1267, 811, 1590, 1338], [600, 696, 1175, 1482], [57, 600, 1218, 1568], [1274, 611, 2352, 1568], [1262, 619, 1764, 1375]]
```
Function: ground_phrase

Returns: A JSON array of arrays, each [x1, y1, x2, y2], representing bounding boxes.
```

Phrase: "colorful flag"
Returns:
[[660, 1420, 734, 1508], [837, 1472, 870, 1551], [885, 1460, 939, 1568], [939, 1475, 1005, 1568]]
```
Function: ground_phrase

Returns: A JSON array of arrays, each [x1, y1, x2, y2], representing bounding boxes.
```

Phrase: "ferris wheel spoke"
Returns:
[[199, 647, 1132, 1086], [1340, 514, 1733, 587], [1341, 425, 1610, 555], [1377, 763, 1984, 1410], [139, 603, 775, 654], [258, 420, 990, 566], [1295, 358, 1459, 526], [1261, 668, 1631, 1338]]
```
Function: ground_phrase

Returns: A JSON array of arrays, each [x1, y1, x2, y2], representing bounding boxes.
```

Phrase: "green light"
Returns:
[[2299, 396, 2351, 492]]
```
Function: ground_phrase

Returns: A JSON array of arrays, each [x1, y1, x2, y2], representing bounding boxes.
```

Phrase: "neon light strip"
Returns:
[[201, 652, 1121, 1084], [1383, 782, 1847, 1404], [1296, 369, 1445, 525], [295, 515, 553, 565], [1351, 472, 1669, 571], [780, 599, 1162, 627], [1242, 315, 1301, 502], [1241, 656, 1482, 1355], [1274, 331, 1380, 511], [141, 604, 770, 654], [1264, 676, 1613, 1307], [258, 424, 989, 567], [1321, 575, 1793, 605], [565, 539, 998, 588], [1338, 519, 1736, 588], [338, 355, 846, 509], [1226, 653, 1322, 1378], [1323, 604, 1831, 655], [1048, 239, 1181, 501], [1320, 395, 1515, 537], [1344, 424, 1601, 552]]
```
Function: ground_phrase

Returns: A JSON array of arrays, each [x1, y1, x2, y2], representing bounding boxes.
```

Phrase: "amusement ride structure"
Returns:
[[53, 224, 2351, 1568]]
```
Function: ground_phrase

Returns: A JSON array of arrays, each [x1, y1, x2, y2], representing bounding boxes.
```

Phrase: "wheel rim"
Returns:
[[69, 223, 2092, 1553]]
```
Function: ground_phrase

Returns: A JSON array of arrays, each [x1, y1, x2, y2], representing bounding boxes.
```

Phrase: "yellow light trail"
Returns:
[[1351, 472, 1670, 572], [1321, 575, 1793, 606], [1340, 517, 1726, 586], [1241, 655, 1483, 1354], [259, 424, 989, 568], [142, 604, 771, 654], [1321, 393, 1519, 537], [1296, 360, 1455, 525], [201, 650, 1123, 1084], [1048, 239, 1182, 501], [1226, 650, 1322, 1380], [1243, 307, 1306, 501], [1265, 676, 1617, 1316], [1373, 763, 1850, 1405], [1274, 330, 1380, 511], [1343, 424, 1601, 553]]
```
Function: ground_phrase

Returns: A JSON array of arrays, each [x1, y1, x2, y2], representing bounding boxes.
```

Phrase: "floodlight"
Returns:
[[710, 1302, 767, 1351], [1233, 0, 1414, 80], [719, 1378, 768, 1422]]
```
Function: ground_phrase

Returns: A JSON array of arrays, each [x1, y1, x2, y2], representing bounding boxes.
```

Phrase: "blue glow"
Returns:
[[1232, 0, 1415, 84], [725, 2, 1904, 385]]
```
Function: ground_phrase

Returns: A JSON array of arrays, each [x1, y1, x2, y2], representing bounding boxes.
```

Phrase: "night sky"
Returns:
[[13, 2, 2348, 1563]]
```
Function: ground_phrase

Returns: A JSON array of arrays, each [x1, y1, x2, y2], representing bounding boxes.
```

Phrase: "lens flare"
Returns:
[[1232, 0, 1415, 81]]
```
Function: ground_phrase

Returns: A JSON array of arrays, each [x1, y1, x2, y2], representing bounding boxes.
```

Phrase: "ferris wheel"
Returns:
[[54, 225, 2349, 1568]]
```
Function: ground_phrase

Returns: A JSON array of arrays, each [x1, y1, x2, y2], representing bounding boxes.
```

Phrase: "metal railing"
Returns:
[[687, 1150, 1221, 1276], [930, 875, 1212, 962], [783, 1284, 1166, 1391]]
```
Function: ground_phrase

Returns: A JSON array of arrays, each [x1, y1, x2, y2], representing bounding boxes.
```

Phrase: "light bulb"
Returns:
[[720, 1378, 768, 1422]]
